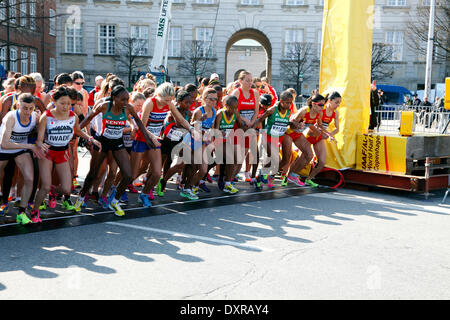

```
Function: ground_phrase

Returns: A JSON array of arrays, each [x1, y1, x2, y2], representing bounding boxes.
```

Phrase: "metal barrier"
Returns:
[[375, 105, 450, 134]]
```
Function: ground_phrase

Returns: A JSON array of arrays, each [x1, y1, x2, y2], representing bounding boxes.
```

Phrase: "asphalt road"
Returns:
[[0, 150, 449, 300]]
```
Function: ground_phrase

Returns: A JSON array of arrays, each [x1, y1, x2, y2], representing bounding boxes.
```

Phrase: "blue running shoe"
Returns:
[[107, 186, 117, 205], [137, 193, 152, 208], [199, 182, 211, 193], [98, 196, 109, 209], [120, 192, 129, 203]]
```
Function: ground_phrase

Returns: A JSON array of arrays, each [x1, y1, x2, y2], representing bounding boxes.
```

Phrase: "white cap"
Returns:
[[210, 73, 219, 80], [95, 75, 104, 82]]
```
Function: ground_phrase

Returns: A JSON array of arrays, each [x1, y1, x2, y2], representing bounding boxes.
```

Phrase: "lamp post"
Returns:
[[298, 72, 303, 102], [424, 0, 436, 100]]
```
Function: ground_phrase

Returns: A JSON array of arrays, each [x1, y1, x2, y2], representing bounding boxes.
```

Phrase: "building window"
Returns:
[[286, 0, 305, 5], [196, 0, 214, 3], [195, 27, 214, 57], [9, 0, 17, 24], [29, 1, 36, 30], [19, 1, 27, 27], [130, 25, 149, 56], [0, 47, 6, 66], [168, 26, 181, 57], [0, 4, 6, 21], [10, 47, 17, 71], [284, 29, 303, 56], [30, 51, 36, 73], [98, 24, 116, 55], [385, 31, 403, 61], [241, 0, 259, 4], [387, 0, 406, 6], [49, 9, 56, 36], [49, 57, 56, 80], [65, 23, 83, 53], [20, 50, 27, 74]]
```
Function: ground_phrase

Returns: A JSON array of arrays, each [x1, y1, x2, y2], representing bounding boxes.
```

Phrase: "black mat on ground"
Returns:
[[0, 180, 333, 238]]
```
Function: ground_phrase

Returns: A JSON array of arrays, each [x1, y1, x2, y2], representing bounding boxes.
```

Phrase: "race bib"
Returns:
[[167, 128, 184, 141], [147, 124, 163, 137], [103, 128, 123, 139], [270, 125, 287, 137], [240, 110, 254, 121]]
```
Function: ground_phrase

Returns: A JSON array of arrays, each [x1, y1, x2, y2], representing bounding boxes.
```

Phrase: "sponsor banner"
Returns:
[[356, 134, 407, 174]]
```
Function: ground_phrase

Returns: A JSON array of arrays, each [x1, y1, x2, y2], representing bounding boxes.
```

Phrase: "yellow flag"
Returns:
[[319, 0, 374, 169]]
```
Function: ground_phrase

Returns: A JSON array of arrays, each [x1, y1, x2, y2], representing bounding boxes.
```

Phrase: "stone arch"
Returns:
[[225, 28, 272, 85], [234, 69, 246, 81]]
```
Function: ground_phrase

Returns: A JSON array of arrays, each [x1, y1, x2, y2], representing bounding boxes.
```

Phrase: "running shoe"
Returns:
[[13, 199, 21, 208], [180, 189, 199, 200], [133, 180, 143, 187], [30, 209, 42, 223], [73, 178, 81, 188], [48, 193, 57, 209], [217, 180, 225, 191], [288, 175, 305, 187], [156, 178, 165, 197], [177, 183, 184, 191], [127, 184, 139, 194], [305, 179, 319, 188], [260, 174, 269, 184], [192, 186, 199, 195], [73, 197, 85, 213], [0, 203, 8, 216], [8, 196, 15, 202], [109, 199, 125, 216], [62, 199, 76, 211], [281, 175, 288, 187], [107, 186, 117, 205], [267, 177, 275, 189], [224, 184, 239, 194], [250, 178, 257, 186], [98, 196, 109, 209], [199, 182, 211, 193], [120, 192, 129, 203], [244, 171, 251, 182], [39, 202, 47, 211], [206, 173, 213, 184], [138, 193, 152, 208], [148, 189, 154, 200], [211, 175, 219, 182], [16, 212, 32, 225], [255, 181, 263, 191]]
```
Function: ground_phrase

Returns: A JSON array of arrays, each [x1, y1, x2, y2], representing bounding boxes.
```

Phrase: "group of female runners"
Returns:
[[0, 70, 341, 224]]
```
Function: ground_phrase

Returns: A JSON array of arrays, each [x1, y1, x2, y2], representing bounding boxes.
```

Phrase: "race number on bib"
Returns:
[[270, 125, 287, 137], [167, 128, 184, 141]]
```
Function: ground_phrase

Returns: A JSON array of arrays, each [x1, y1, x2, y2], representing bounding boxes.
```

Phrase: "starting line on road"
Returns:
[[0, 185, 332, 238]]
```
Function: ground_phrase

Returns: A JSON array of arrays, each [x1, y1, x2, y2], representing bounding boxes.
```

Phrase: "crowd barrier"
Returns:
[[375, 105, 450, 134]]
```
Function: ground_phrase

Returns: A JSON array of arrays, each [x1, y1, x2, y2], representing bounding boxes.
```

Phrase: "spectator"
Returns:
[[404, 95, 412, 107], [88, 75, 104, 108], [260, 77, 278, 107], [420, 96, 433, 128], [369, 82, 379, 131], [412, 94, 421, 110]]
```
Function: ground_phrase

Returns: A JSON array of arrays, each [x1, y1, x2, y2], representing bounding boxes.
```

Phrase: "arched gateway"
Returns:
[[225, 28, 272, 84]]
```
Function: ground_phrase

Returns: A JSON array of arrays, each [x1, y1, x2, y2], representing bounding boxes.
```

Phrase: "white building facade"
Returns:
[[56, 0, 447, 93]]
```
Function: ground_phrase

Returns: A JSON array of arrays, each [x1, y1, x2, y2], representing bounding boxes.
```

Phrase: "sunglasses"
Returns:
[[74, 81, 85, 85], [313, 102, 325, 107]]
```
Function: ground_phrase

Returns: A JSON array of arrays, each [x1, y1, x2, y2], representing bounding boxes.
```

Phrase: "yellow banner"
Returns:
[[356, 134, 407, 174], [445, 77, 450, 110], [319, 0, 374, 169]]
